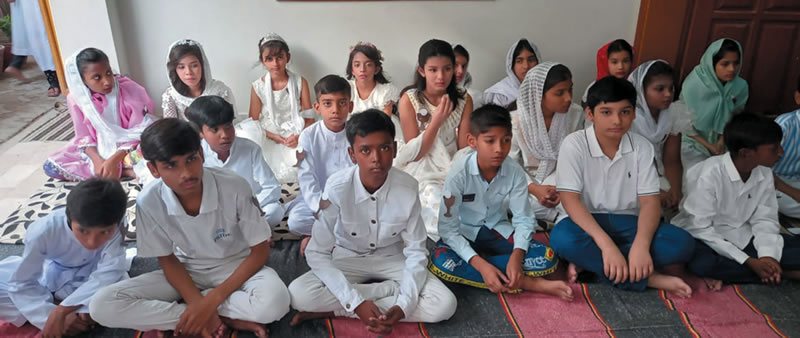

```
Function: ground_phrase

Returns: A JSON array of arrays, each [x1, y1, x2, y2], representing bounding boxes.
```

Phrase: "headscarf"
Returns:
[[484, 39, 542, 107], [629, 60, 676, 145], [595, 40, 635, 80], [680, 38, 749, 147], [165, 39, 232, 106], [257, 32, 305, 135], [65, 49, 153, 159], [518, 62, 570, 183]]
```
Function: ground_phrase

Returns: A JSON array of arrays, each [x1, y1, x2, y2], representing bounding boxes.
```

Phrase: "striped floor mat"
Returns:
[[20, 109, 74, 143]]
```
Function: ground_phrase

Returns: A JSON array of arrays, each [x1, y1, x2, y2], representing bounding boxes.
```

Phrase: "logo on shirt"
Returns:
[[213, 228, 232, 242], [443, 195, 456, 218]]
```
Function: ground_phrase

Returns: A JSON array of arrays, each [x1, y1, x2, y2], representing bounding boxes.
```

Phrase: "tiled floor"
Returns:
[[0, 60, 64, 144], [0, 141, 68, 221]]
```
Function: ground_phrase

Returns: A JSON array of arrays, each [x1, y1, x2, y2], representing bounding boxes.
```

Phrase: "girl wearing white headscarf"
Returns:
[[629, 60, 693, 210], [161, 39, 235, 119], [509, 62, 584, 222], [236, 32, 314, 183], [484, 38, 542, 109], [43, 48, 155, 181]]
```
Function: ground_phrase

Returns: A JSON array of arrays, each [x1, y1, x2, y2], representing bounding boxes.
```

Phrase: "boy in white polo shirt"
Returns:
[[186, 95, 284, 226], [288, 109, 456, 335], [549, 76, 695, 297], [673, 113, 800, 291], [90, 119, 290, 338]]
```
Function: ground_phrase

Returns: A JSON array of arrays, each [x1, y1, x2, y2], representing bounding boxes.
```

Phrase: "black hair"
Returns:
[[542, 64, 572, 95], [469, 104, 512, 135], [404, 39, 465, 105], [512, 39, 537, 63], [140, 118, 201, 163], [606, 39, 634, 59], [643, 61, 674, 89], [66, 178, 127, 228], [167, 43, 206, 97], [585, 76, 637, 110], [453, 44, 472, 88], [346, 43, 389, 84], [724, 113, 782, 158], [345, 109, 395, 146], [185, 95, 234, 131], [76, 47, 110, 81], [258, 39, 290, 62], [314, 74, 351, 101], [712, 39, 741, 67]]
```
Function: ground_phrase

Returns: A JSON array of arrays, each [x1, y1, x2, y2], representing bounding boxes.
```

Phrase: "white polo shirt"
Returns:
[[671, 153, 783, 264], [556, 125, 660, 222], [136, 167, 271, 270]]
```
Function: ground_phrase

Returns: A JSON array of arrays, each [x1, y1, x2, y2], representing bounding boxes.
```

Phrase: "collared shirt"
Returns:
[[556, 125, 660, 221], [773, 109, 800, 179], [202, 136, 281, 209], [297, 120, 354, 212], [672, 153, 783, 264], [305, 166, 427, 317], [438, 151, 534, 262], [136, 167, 270, 270], [3, 209, 127, 329]]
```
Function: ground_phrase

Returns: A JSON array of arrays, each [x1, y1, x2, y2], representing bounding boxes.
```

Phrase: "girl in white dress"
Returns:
[[161, 39, 235, 119], [397, 39, 473, 240], [484, 38, 542, 110], [236, 33, 314, 183], [453, 44, 484, 109]]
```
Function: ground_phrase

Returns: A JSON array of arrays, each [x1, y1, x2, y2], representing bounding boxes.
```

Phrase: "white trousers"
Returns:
[[285, 198, 315, 236], [89, 263, 290, 331], [288, 254, 456, 323]]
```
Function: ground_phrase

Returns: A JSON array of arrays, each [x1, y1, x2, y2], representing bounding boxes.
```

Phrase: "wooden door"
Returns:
[[636, 0, 800, 115]]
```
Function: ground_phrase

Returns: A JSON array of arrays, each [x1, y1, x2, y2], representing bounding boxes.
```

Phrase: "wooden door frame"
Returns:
[[38, 0, 66, 95], [633, 0, 695, 80]]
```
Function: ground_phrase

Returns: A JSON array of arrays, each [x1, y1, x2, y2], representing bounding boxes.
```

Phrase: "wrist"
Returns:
[[204, 289, 225, 307]]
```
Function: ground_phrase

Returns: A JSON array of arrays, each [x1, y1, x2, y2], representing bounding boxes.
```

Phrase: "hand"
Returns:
[[372, 305, 405, 335], [746, 257, 781, 284], [473, 258, 510, 293], [354, 300, 383, 331], [711, 138, 725, 155], [660, 189, 682, 210], [601, 245, 629, 284], [99, 157, 122, 178], [530, 184, 559, 208], [266, 131, 286, 144], [627, 244, 654, 282], [431, 95, 454, 125], [176, 297, 222, 336], [284, 134, 299, 148], [42, 309, 67, 338], [505, 249, 525, 289]]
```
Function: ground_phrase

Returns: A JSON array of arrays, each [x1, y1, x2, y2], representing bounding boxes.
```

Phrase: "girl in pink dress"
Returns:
[[43, 48, 155, 181]]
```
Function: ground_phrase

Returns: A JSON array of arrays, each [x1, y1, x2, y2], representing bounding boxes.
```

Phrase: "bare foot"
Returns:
[[290, 311, 334, 326], [567, 263, 580, 283], [300, 236, 311, 257], [220, 317, 267, 338], [703, 277, 723, 291], [521, 276, 574, 301], [648, 272, 692, 298], [4, 66, 26, 81], [48, 87, 61, 97]]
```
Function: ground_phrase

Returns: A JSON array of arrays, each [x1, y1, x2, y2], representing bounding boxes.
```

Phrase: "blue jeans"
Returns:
[[549, 213, 695, 291], [429, 226, 558, 290]]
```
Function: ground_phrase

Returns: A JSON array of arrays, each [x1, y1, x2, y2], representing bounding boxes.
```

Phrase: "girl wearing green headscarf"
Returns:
[[680, 38, 749, 169]]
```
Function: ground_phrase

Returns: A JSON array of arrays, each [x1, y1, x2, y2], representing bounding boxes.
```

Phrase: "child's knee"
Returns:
[[548, 221, 580, 252], [89, 285, 122, 326], [263, 203, 285, 226], [288, 274, 318, 311], [658, 225, 696, 262], [250, 282, 290, 323], [430, 289, 457, 322]]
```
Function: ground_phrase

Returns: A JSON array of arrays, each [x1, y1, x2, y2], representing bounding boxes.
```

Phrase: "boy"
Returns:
[[549, 76, 695, 297], [773, 75, 800, 218], [288, 110, 456, 334], [90, 119, 289, 338], [429, 104, 572, 300], [673, 113, 800, 290], [186, 95, 284, 226], [286, 75, 355, 253], [0, 178, 128, 337]]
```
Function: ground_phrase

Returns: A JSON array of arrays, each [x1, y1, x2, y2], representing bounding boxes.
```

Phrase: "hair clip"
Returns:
[[259, 32, 286, 48]]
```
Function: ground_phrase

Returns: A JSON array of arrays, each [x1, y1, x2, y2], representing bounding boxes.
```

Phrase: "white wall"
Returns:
[[49, 0, 122, 72], [61, 0, 640, 114]]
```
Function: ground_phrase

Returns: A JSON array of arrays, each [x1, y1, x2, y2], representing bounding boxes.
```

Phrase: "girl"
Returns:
[[397, 39, 473, 239], [453, 44, 484, 108], [629, 60, 693, 211], [236, 32, 313, 183], [582, 39, 635, 104], [346, 41, 399, 116], [161, 39, 235, 119], [43, 48, 154, 181], [680, 38, 749, 170], [510, 62, 584, 223], [484, 39, 542, 109]]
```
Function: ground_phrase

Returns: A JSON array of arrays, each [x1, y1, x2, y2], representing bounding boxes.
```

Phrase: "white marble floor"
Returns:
[[0, 141, 67, 221]]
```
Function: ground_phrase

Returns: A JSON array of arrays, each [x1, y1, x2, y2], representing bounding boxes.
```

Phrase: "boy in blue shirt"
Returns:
[[429, 104, 572, 300]]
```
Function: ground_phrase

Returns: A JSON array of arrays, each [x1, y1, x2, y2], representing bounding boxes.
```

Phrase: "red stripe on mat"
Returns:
[[330, 318, 423, 337], [660, 276, 785, 337], [732, 285, 788, 338], [0, 321, 39, 338]]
